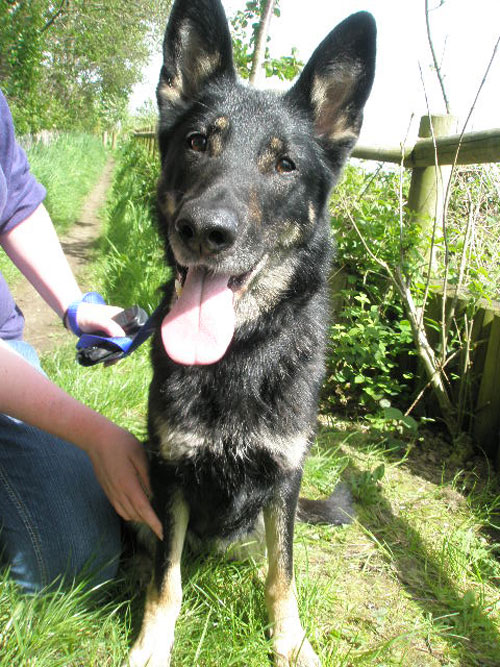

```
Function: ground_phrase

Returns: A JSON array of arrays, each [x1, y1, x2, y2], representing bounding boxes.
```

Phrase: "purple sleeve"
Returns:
[[0, 90, 46, 235]]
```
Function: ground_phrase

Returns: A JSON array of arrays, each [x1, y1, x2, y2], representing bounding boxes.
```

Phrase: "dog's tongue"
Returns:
[[161, 267, 235, 365]]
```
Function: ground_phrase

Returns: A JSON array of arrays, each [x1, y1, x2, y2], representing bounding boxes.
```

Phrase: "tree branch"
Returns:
[[424, 0, 451, 114]]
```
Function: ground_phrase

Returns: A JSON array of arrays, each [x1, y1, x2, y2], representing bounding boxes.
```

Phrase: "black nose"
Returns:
[[175, 207, 237, 257]]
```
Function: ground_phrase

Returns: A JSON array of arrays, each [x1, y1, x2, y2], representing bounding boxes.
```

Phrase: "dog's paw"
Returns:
[[125, 638, 172, 667], [273, 636, 321, 667]]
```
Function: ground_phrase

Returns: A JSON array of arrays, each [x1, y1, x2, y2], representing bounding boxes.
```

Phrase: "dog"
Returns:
[[128, 1, 375, 665]]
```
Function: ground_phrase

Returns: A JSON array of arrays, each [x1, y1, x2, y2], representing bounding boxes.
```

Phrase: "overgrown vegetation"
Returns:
[[324, 160, 500, 445], [446, 164, 500, 301], [26, 133, 109, 234], [324, 166, 417, 415], [0, 0, 169, 133], [2, 140, 500, 666], [0, 132, 107, 287], [91, 140, 167, 312]]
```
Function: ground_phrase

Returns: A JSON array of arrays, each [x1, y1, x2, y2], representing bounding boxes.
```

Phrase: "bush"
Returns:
[[323, 164, 418, 416], [323, 160, 500, 430]]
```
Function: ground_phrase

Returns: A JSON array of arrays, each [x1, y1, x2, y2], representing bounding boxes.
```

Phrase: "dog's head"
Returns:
[[156, 0, 376, 366]]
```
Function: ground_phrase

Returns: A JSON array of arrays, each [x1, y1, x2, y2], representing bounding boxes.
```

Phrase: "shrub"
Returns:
[[323, 164, 418, 416]]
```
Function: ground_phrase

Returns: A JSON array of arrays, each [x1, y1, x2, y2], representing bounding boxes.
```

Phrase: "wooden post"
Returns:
[[474, 311, 500, 462], [407, 114, 458, 267]]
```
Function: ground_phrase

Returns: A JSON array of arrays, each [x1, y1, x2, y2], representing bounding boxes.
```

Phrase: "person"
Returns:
[[0, 90, 162, 594]]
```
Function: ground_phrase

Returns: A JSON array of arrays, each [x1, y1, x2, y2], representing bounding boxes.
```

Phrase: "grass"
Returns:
[[1, 140, 500, 665], [24, 133, 108, 235], [0, 572, 130, 666], [0, 132, 108, 289], [2, 414, 499, 665]]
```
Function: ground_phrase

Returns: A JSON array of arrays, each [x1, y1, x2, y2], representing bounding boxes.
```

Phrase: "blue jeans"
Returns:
[[0, 340, 122, 593]]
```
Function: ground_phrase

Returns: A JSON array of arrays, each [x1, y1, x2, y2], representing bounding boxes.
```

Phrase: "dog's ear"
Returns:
[[157, 0, 235, 120], [285, 12, 376, 159]]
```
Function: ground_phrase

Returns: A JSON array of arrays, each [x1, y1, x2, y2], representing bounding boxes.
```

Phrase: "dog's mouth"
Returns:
[[161, 258, 266, 366]]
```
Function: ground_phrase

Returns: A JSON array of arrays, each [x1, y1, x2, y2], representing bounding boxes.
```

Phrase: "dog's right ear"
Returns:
[[285, 12, 376, 166], [157, 0, 235, 124]]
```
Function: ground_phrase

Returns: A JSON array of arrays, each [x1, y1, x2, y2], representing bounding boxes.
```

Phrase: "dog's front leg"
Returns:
[[128, 491, 189, 667], [264, 476, 321, 667]]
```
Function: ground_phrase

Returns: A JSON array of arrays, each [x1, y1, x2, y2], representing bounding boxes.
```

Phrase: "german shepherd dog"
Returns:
[[129, 0, 375, 665]]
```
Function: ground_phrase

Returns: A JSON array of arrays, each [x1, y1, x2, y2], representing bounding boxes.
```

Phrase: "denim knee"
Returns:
[[0, 339, 122, 592]]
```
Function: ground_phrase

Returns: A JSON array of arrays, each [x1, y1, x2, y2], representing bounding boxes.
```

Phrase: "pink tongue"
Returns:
[[161, 267, 235, 365]]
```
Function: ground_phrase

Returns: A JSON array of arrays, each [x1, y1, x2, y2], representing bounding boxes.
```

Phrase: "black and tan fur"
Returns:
[[128, 1, 376, 665]]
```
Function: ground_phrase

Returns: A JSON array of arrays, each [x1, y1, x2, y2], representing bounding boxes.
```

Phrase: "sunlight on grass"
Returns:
[[27, 133, 108, 235]]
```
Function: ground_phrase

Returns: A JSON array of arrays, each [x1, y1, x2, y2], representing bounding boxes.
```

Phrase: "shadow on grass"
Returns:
[[316, 428, 500, 666]]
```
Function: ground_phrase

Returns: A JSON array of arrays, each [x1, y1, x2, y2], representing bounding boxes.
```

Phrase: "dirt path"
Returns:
[[11, 157, 115, 353]]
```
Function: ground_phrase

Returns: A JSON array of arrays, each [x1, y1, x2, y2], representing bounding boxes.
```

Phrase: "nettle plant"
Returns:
[[323, 165, 418, 417]]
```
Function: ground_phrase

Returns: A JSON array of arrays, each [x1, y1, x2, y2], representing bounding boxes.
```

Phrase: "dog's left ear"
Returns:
[[285, 11, 376, 160], [157, 0, 235, 125]]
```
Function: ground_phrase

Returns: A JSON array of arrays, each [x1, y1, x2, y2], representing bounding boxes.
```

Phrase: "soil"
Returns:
[[10, 158, 115, 353]]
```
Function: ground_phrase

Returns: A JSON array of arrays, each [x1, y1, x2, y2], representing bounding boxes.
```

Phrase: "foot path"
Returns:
[[11, 158, 115, 353]]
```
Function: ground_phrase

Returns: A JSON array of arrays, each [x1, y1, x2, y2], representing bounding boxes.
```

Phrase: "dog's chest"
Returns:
[[172, 443, 279, 540], [152, 393, 310, 473]]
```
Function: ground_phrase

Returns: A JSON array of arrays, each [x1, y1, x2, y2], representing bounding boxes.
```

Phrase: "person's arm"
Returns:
[[0, 339, 163, 540], [1, 202, 125, 337]]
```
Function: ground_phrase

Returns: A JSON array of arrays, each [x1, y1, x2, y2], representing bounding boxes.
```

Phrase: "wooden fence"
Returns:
[[352, 115, 500, 461], [133, 127, 157, 155], [133, 118, 500, 461]]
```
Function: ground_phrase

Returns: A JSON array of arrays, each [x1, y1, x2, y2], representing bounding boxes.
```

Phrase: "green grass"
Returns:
[[0, 571, 130, 666], [26, 133, 108, 235], [2, 415, 499, 665], [87, 139, 168, 312], [2, 140, 500, 666], [0, 132, 108, 288]]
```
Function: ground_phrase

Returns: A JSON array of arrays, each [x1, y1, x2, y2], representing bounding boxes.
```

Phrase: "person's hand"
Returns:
[[1, 337, 163, 539], [76, 302, 127, 337], [85, 427, 163, 540]]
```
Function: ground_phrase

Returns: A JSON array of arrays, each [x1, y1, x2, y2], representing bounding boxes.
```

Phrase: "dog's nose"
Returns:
[[175, 208, 237, 256]]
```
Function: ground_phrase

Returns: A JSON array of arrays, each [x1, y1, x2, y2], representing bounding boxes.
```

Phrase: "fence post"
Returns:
[[407, 114, 458, 267]]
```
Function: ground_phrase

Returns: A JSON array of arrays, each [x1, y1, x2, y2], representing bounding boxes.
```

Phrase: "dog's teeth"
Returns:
[[175, 278, 183, 297]]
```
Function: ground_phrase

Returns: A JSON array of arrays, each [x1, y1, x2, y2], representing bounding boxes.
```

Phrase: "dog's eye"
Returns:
[[187, 133, 208, 152], [276, 157, 296, 174]]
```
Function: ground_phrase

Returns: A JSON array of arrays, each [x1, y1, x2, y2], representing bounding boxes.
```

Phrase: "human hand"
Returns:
[[1, 338, 162, 538], [86, 427, 163, 540], [76, 302, 127, 338]]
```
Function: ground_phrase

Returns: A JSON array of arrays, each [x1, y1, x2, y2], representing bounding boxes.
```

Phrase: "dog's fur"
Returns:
[[128, 1, 375, 665]]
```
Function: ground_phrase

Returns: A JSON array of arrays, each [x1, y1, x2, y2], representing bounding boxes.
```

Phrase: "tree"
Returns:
[[248, 0, 275, 85], [229, 0, 302, 84], [1, 0, 170, 133]]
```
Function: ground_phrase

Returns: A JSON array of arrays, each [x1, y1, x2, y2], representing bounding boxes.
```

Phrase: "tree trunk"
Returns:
[[249, 0, 276, 86]]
